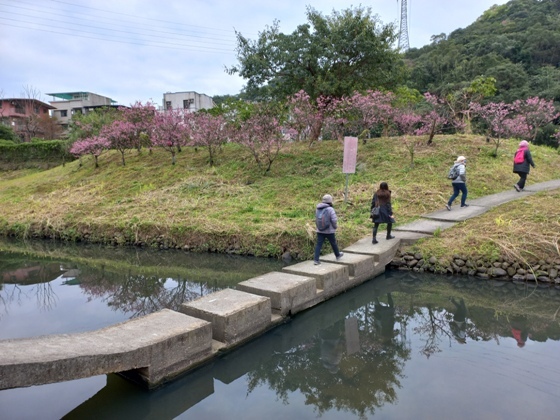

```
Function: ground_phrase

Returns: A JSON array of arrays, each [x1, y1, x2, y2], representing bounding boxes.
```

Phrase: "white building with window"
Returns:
[[47, 92, 118, 127], [162, 91, 214, 112]]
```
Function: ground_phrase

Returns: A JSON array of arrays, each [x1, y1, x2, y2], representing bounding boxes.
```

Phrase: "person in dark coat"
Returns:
[[370, 182, 395, 244], [449, 297, 468, 344], [374, 293, 397, 344], [513, 140, 536, 192]]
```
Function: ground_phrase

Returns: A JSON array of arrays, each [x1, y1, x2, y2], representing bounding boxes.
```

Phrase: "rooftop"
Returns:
[[46, 92, 116, 103]]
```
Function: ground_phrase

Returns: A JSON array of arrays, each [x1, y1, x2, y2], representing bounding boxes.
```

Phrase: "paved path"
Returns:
[[392, 179, 560, 239]]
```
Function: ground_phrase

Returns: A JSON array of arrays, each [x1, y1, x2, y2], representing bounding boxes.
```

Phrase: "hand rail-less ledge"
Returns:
[[0, 309, 213, 390]]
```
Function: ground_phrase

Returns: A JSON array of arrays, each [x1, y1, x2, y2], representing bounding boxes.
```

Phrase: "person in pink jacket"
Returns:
[[513, 140, 536, 192]]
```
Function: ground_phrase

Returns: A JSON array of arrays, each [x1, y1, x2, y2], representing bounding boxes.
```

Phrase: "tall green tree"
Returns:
[[227, 6, 405, 102], [441, 76, 497, 134]]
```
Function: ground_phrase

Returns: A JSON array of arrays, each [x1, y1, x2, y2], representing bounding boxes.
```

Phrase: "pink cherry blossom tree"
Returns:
[[230, 107, 292, 173], [286, 90, 324, 146], [286, 92, 353, 145], [511, 97, 559, 142], [350, 90, 397, 140], [421, 92, 450, 144], [100, 120, 137, 166], [69, 136, 111, 168], [151, 109, 189, 165], [320, 96, 350, 142], [502, 114, 531, 140], [120, 101, 157, 152], [185, 112, 228, 166], [470, 101, 513, 156]]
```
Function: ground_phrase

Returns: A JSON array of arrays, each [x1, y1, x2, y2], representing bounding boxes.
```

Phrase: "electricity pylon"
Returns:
[[398, 0, 409, 51]]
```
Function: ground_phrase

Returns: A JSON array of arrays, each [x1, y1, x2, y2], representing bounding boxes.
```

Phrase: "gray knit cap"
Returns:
[[322, 194, 333, 204]]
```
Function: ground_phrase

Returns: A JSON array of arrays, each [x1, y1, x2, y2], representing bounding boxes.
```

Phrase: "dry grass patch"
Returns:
[[0, 135, 558, 259], [406, 190, 560, 264]]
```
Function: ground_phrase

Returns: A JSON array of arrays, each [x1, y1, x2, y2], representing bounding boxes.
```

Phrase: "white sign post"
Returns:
[[342, 136, 358, 203]]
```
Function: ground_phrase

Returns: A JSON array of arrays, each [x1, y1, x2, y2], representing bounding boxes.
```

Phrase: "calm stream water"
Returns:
[[1, 238, 559, 419]]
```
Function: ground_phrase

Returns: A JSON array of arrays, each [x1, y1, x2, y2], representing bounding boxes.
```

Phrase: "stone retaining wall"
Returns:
[[390, 249, 560, 285]]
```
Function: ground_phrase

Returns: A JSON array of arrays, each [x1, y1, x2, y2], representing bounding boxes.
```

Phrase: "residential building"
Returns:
[[0, 98, 56, 141], [47, 92, 118, 128], [162, 91, 215, 112]]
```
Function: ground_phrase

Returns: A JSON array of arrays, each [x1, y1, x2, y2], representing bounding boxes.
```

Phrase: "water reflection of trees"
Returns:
[[246, 293, 411, 419], [243, 274, 560, 418], [1, 241, 285, 320], [48, 271, 560, 419], [403, 274, 560, 358], [0, 260, 62, 318], [78, 270, 219, 317], [412, 302, 493, 358]]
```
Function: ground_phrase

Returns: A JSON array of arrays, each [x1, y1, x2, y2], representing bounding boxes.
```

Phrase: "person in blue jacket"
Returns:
[[446, 156, 468, 210]]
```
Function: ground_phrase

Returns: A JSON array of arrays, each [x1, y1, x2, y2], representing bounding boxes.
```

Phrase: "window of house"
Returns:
[[14, 102, 24, 114], [183, 99, 194, 109], [60, 110, 68, 117], [166, 101, 172, 110]]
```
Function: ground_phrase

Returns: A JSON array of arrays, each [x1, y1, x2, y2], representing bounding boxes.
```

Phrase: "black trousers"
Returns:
[[515, 171, 528, 189], [373, 223, 392, 238]]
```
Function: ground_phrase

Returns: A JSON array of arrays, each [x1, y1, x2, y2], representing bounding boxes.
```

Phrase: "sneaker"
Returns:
[[445, 204, 451, 211], [314, 260, 321, 265], [514, 184, 521, 192], [386, 235, 395, 240], [461, 204, 469, 207], [336, 252, 344, 261]]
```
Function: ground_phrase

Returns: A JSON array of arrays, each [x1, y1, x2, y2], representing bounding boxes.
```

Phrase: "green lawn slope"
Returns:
[[0, 135, 558, 261]]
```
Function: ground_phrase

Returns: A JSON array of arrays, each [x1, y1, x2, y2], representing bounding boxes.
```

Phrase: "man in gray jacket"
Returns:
[[314, 194, 343, 265]]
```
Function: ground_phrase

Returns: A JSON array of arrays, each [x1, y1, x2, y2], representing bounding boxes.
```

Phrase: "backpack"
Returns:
[[316, 208, 331, 231], [514, 149, 525, 164], [447, 164, 459, 180]]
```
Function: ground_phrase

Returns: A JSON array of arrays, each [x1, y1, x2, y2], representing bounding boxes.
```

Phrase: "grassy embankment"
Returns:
[[0, 134, 559, 263]]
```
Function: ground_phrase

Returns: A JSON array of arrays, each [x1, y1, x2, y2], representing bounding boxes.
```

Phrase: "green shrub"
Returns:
[[0, 140, 73, 163], [0, 125, 18, 142]]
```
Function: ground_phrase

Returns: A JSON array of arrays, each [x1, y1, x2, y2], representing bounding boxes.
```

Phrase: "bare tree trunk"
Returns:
[[308, 117, 324, 146], [427, 119, 436, 145]]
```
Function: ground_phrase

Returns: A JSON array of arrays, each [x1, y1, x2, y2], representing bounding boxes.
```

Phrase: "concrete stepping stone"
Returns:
[[238, 271, 317, 316], [179, 288, 271, 347], [320, 252, 381, 283], [282, 260, 349, 295]]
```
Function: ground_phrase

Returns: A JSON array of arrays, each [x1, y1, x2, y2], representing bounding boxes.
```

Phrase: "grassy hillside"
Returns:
[[0, 135, 558, 261]]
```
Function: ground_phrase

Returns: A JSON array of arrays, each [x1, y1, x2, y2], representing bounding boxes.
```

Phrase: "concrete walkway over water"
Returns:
[[1, 180, 559, 390], [394, 179, 560, 238]]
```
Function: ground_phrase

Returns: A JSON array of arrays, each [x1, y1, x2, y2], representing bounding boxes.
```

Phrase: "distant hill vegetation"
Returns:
[[405, 0, 560, 104]]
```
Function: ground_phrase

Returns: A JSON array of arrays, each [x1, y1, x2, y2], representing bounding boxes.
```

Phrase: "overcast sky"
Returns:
[[0, 0, 510, 107]]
